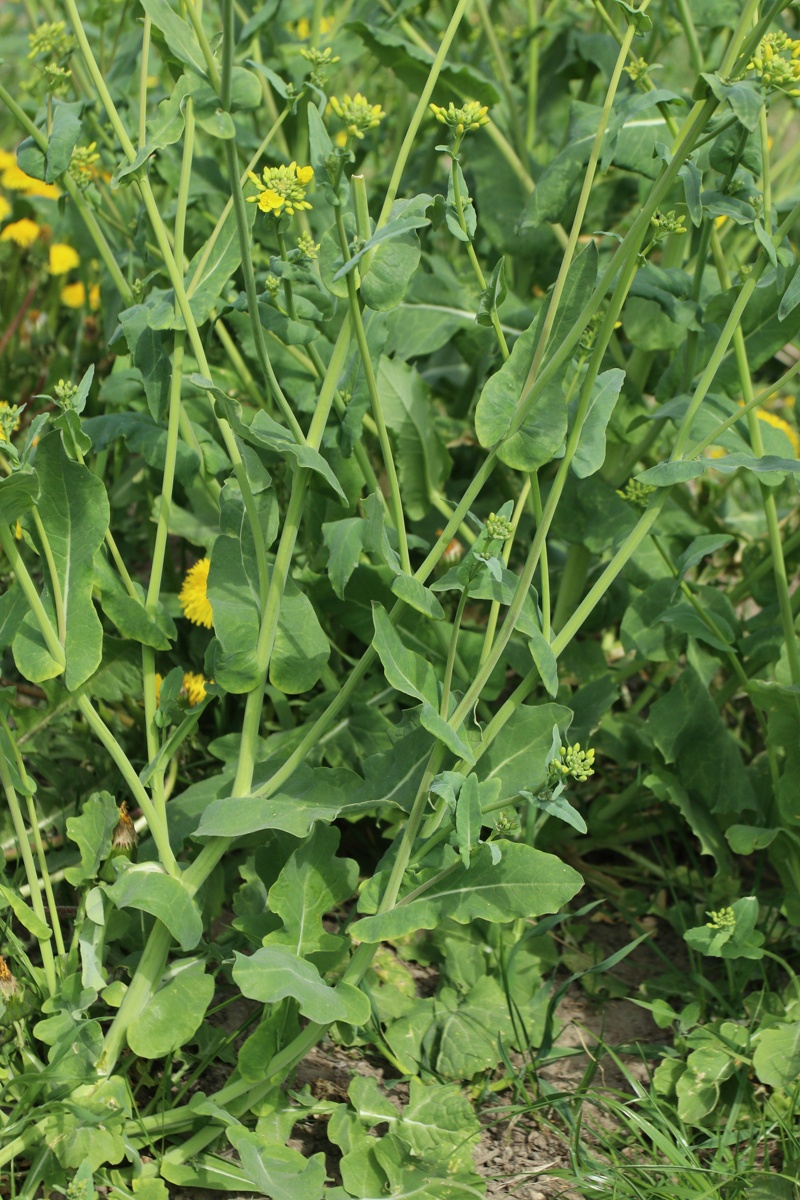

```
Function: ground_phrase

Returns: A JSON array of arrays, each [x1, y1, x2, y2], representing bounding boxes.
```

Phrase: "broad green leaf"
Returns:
[[333, 213, 431, 282], [433, 977, 515, 1078], [184, 202, 256, 326], [347, 21, 500, 106], [778, 262, 800, 321], [521, 788, 587, 834], [271, 579, 331, 694], [16, 434, 107, 690], [106, 864, 203, 951], [476, 257, 507, 328], [95, 555, 174, 650], [160, 1154, 254, 1190], [118, 306, 171, 422], [80, 411, 202, 486], [64, 791, 119, 887], [528, 626, 558, 697], [232, 945, 370, 1024], [0, 883, 52, 941], [127, 961, 214, 1058], [0, 585, 27, 653], [701, 72, 763, 131], [206, 531, 260, 693], [638, 453, 800, 487], [753, 1023, 800, 1088], [322, 517, 365, 598], [478, 702, 573, 802], [648, 667, 755, 813], [725, 824, 780, 854], [371, 605, 474, 762], [226, 1130, 326, 1200], [265, 825, 358, 956], [571, 369, 625, 478], [675, 534, 732, 580], [455, 775, 483, 868], [360, 199, 431, 312], [194, 764, 371, 839], [37, 1079, 129, 1170], [352, 841, 583, 942], [378, 358, 451, 520], [396, 1077, 481, 1169], [112, 76, 193, 184], [390, 574, 445, 620], [141, 0, 209, 77], [45, 99, 83, 182], [0, 471, 39, 524]]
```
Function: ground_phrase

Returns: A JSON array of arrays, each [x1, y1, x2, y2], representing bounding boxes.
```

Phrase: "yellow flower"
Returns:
[[0, 162, 60, 199], [60, 281, 86, 308], [329, 93, 385, 140], [88, 282, 100, 311], [49, 242, 80, 275], [178, 557, 213, 628], [290, 15, 334, 39], [0, 195, 10, 222], [0, 150, 16, 172], [182, 672, 208, 706], [154, 672, 163, 705], [14, 520, 22, 540], [246, 161, 313, 218], [23, 179, 60, 200], [0, 218, 40, 248]]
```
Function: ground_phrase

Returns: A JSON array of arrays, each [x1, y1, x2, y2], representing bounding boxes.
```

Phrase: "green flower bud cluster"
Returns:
[[300, 46, 340, 88], [616, 478, 657, 507], [650, 209, 687, 240], [550, 743, 596, 785], [706, 906, 736, 929], [28, 20, 74, 63], [297, 231, 320, 260], [625, 57, 650, 82], [265, 273, 281, 299], [485, 512, 514, 541], [430, 101, 490, 138], [330, 93, 385, 140], [54, 378, 79, 410], [0, 403, 22, 442], [69, 143, 101, 191]]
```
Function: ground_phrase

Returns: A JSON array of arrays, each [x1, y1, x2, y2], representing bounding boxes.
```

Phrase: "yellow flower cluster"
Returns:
[[0, 218, 40, 249], [288, 15, 335, 40], [178, 557, 214, 627], [329, 93, 385, 140], [749, 31, 800, 94], [429, 100, 490, 138], [154, 670, 209, 708], [246, 161, 314, 218]]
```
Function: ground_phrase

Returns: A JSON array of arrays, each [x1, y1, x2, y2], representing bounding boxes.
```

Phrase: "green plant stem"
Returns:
[[479, 478, 531, 664], [0, 525, 65, 670], [441, 590, 469, 718], [30, 511, 66, 646], [449, 154, 510, 359], [184, 0, 221, 92], [334, 207, 411, 571], [0, 751, 57, 996], [551, 544, 592, 634], [377, 0, 474, 227], [138, 15, 151, 149], [97, 923, 172, 1075], [474, 0, 525, 162], [673, 0, 704, 75], [1, 715, 66, 958], [526, 0, 540, 152], [687, 355, 800, 460]]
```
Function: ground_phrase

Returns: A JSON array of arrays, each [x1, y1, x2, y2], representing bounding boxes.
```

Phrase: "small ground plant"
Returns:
[[1, 0, 800, 1196]]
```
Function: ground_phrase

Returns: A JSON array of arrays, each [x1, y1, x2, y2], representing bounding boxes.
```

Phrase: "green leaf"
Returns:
[[611, 0, 653, 31], [648, 667, 755, 813], [141, 0, 209, 77], [675, 534, 732, 580], [378, 357, 451, 520], [232, 945, 370, 1024], [353, 841, 583, 942], [333, 213, 431, 282], [197, 382, 347, 503], [64, 791, 119, 887], [160, 1154, 254, 1190], [390, 574, 445, 621], [265, 826, 358, 956], [753, 1023, 800, 1088], [701, 73, 763, 131], [476, 257, 507, 328], [479, 702, 573, 802], [571, 368, 625, 478], [106, 864, 203, 951], [521, 788, 587, 834], [0, 471, 39, 525], [476, 245, 597, 464], [778, 263, 800, 321], [15, 434, 107, 690], [347, 21, 500, 106], [528, 626, 558, 697], [0, 586, 27, 654], [206, 531, 260, 694], [184, 202, 256, 326], [0, 883, 52, 941], [127, 961, 214, 1058], [371, 605, 475, 762], [194, 764, 372, 840], [226, 1130, 326, 1200], [455, 775, 483, 868], [725, 824, 780, 854], [118, 306, 171, 422], [638, 453, 800, 487], [322, 518, 365, 599], [271, 578, 331, 694], [45, 100, 83, 182]]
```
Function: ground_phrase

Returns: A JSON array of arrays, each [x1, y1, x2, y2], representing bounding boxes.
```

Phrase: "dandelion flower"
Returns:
[[23, 179, 60, 200], [0, 218, 40, 248], [60, 281, 86, 308], [0, 150, 16, 172], [178, 557, 213, 628], [49, 243, 79, 275], [182, 671, 208, 706]]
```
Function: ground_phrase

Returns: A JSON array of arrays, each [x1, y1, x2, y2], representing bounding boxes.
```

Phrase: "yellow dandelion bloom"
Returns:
[[88, 282, 100, 311], [60, 281, 86, 308], [0, 195, 10, 222], [0, 218, 40, 248], [290, 15, 334, 38], [178, 557, 213, 628], [182, 672, 207, 706], [49, 242, 80, 275], [1, 164, 37, 191], [0, 150, 16, 172]]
